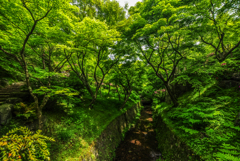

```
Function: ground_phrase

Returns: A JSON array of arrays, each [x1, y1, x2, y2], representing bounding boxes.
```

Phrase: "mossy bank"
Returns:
[[42, 100, 142, 161]]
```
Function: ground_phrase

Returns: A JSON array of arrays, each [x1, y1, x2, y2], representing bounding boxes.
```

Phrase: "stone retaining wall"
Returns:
[[77, 102, 142, 161], [154, 114, 202, 161]]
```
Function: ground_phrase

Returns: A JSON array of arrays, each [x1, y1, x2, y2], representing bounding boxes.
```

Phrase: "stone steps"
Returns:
[[0, 91, 21, 94], [0, 92, 10, 95], [10, 92, 29, 97], [0, 94, 10, 98], [0, 82, 27, 104], [0, 87, 23, 92], [0, 97, 7, 101], [0, 92, 12, 103]]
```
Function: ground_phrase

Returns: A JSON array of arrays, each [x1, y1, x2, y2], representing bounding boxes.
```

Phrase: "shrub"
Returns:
[[65, 71, 85, 92], [129, 91, 140, 103], [57, 130, 74, 141], [0, 126, 55, 161], [13, 102, 37, 122]]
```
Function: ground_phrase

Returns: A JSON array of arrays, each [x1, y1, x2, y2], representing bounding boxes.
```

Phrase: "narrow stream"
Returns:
[[113, 102, 163, 161]]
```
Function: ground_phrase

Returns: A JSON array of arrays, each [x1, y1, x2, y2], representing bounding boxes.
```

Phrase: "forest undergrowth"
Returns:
[[1, 0, 240, 160], [152, 81, 240, 161], [0, 88, 141, 161]]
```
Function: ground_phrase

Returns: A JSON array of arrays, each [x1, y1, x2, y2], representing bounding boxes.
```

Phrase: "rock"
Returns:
[[218, 80, 240, 89], [150, 150, 162, 158], [0, 79, 9, 87], [0, 104, 14, 125], [232, 72, 240, 81], [5, 97, 23, 104]]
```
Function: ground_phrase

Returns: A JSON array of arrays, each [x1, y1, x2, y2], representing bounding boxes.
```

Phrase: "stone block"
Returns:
[[0, 104, 14, 125], [5, 97, 23, 104], [0, 79, 9, 87], [232, 72, 240, 81], [218, 80, 240, 89]]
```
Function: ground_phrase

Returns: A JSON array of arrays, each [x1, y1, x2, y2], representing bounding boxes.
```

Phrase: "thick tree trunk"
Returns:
[[38, 94, 50, 128], [22, 57, 51, 130], [37, 106, 43, 130], [5, 13, 52, 131], [21, 53, 43, 130]]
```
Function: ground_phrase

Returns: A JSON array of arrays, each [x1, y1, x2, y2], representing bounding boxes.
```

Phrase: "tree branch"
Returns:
[[0, 46, 24, 69]]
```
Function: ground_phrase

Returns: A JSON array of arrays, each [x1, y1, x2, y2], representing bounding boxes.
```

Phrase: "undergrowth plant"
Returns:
[[13, 102, 37, 122], [153, 85, 240, 161], [0, 126, 55, 161], [57, 129, 74, 141]]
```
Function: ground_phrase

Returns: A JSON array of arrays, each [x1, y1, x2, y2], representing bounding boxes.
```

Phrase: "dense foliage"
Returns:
[[0, 0, 240, 160]]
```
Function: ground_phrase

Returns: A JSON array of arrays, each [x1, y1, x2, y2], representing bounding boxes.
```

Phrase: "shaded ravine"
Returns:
[[113, 102, 163, 161]]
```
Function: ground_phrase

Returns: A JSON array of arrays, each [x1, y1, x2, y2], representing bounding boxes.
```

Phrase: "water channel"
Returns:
[[113, 101, 164, 161]]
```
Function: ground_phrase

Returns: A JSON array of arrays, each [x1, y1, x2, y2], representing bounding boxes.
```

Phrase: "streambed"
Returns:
[[113, 102, 163, 161]]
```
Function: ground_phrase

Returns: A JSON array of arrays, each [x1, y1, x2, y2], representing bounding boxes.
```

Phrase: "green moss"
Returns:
[[41, 97, 140, 161]]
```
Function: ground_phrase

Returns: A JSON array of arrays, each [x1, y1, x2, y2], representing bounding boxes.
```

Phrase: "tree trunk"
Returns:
[[37, 106, 43, 130], [42, 53, 45, 70], [85, 87, 95, 108], [100, 87, 102, 97], [120, 88, 132, 110], [116, 85, 121, 101], [122, 88, 127, 100], [88, 97, 96, 109], [164, 81, 178, 107], [37, 94, 50, 130], [88, 88, 98, 109], [22, 58, 51, 130], [83, 80, 94, 99], [88, 86, 100, 109], [234, 112, 240, 126], [176, 66, 178, 74], [108, 83, 111, 96], [6, 14, 51, 131]]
